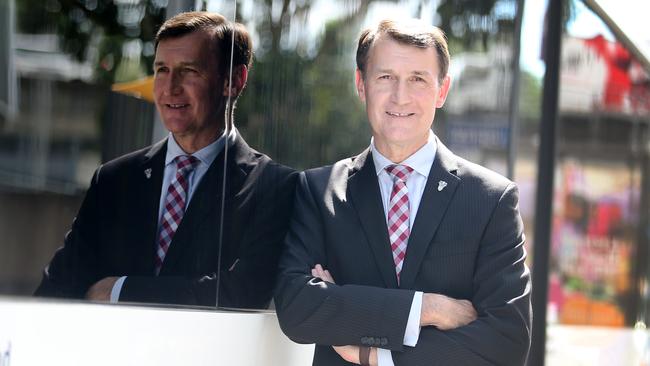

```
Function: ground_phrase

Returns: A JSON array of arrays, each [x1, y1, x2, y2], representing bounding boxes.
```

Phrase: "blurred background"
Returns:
[[1, 0, 649, 364]]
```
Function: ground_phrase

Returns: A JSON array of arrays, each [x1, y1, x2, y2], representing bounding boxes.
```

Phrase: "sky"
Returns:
[[521, 0, 650, 77], [596, 0, 650, 59]]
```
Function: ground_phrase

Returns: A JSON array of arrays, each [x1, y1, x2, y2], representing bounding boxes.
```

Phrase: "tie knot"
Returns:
[[175, 155, 199, 172], [385, 164, 413, 183]]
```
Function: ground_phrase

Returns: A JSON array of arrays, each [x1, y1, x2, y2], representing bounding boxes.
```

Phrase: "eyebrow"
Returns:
[[153, 60, 201, 67], [375, 68, 433, 77], [412, 70, 433, 77]]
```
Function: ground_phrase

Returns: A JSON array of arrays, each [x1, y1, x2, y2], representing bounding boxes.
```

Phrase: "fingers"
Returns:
[[310, 264, 323, 277], [454, 299, 478, 326], [321, 269, 334, 283], [85, 276, 119, 301], [332, 345, 359, 364], [311, 264, 336, 284], [461, 299, 478, 321], [446, 298, 477, 329], [421, 293, 477, 330]]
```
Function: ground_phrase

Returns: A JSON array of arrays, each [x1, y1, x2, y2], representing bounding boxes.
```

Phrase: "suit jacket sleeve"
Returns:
[[119, 164, 298, 309], [275, 172, 416, 350], [275, 173, 531, 365], [390, 182, 531, 365]]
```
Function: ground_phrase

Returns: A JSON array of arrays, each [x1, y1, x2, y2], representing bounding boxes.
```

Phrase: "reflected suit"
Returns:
[[36, 132, 297, 308]]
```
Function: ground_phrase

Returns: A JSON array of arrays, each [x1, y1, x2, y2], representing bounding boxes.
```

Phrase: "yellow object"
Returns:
[[111, 76, 154, 103]]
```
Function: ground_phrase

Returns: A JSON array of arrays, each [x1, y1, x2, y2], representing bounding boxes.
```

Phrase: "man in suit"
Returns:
[[35, 12, 296, 309], [274, 19, 531, 365]]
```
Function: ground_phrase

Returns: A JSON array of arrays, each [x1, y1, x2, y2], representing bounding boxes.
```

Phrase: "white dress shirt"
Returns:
[[371, 130, 437, 366], [110, 129, 235, 302]]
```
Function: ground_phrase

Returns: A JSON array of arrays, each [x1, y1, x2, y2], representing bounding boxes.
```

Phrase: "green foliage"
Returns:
[[436, 0, 513, 52], [16, 0, 541, 169], [16, 0, 59, 33], [519, 70, 542, 122], [16, 0, 165, 85], [236, 18, 369, 169], [233, 0, 389, 168]]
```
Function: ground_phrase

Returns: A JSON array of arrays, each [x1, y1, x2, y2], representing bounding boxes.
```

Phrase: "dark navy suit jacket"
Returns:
[[36, 132, 297, 309], [275, 139, 531, 365]]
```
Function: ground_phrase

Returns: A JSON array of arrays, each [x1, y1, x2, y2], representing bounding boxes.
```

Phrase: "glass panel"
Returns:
[[229, 0, 525, 168], [516, 0, 546, 277], [0, 0, 249, 310], [1, 0, 168, 295], [227, 0, 535, 310]]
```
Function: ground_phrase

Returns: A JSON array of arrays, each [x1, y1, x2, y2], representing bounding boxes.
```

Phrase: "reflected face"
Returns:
[[153, 31, 226, 147], [356, 36, 450, 155]]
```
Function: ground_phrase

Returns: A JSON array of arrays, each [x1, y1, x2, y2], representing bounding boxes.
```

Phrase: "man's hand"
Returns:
[[85, 276, 119, 302], [313, 263, 476, 331], [420, 293, 477, 330], [333, 345, 378, 366], [312, 264, 335, 283], [312, 265, 381, 365]]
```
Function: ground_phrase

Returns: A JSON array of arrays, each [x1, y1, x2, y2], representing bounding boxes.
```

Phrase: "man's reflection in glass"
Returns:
[[35, 12, 297, 309]]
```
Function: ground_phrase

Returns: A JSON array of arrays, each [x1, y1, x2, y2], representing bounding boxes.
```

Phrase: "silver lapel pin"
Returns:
[[144, 168, 152, 179], [437, 180, 447, 192]]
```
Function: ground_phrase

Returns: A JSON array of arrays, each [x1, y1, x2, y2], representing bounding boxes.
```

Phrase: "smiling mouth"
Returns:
[[386, 111, 414, 117], [166, 103, 189, 109]]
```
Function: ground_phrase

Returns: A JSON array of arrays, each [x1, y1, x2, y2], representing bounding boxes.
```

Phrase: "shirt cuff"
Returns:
[[403, 291, 423, 346], [377, 348, 395, 366], [110, 276, 127, 303]]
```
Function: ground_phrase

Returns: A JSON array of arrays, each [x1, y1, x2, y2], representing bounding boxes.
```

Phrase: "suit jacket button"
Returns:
[[380, 338, 388, 346], [373, 337, 381, 346], [361, 337, 369, 345]]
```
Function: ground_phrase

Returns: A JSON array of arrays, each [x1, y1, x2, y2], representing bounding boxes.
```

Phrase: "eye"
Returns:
[[155, 66, 169, 74], [183, 67, 198, 74], [378, 74, 392, 80], [411, 76, 426, 82]]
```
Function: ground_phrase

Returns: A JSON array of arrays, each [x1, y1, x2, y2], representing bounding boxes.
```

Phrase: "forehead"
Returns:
[[367, 35, 438, 74], [154, 30, 216, 64]]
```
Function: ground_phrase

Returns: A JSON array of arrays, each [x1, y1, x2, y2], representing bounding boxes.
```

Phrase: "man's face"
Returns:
[[355, 36, 451, 156], [153, 31, 226, 146]]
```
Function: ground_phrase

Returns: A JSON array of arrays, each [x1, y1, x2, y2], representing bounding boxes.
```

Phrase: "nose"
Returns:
[[164, 70, 182, 96], [390, 79, 410, 105]]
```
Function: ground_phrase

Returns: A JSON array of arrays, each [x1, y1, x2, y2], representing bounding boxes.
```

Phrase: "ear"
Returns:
[[435, 75, 451, 108], [222, 65, 249, 97], [355, 69, 366, 104]]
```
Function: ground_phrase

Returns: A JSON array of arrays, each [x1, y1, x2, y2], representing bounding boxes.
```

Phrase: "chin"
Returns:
[[387, 133, 427, 147], [162, 120, 191, 133], [383, 130, 416, 142]]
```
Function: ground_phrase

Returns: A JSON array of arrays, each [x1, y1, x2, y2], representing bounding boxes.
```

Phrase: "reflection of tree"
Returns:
[[235, 0, 389, 169], [235, 0, 537, 169], [17, 0, 544, 169], [436, 0, 575, 53], [436, 0, 510, 52], [16, 0, 165, 84]]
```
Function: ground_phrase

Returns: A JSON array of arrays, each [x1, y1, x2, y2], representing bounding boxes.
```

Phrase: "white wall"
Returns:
[[0, 296, 313, 366]]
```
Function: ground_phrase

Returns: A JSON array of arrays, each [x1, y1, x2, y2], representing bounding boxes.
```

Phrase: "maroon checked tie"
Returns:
[[155, 155, 199, 274], [386, 164, 414, 283]]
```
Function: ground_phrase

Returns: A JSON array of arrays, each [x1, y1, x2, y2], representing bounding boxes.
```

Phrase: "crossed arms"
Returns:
[[274, 170, 532, 365]]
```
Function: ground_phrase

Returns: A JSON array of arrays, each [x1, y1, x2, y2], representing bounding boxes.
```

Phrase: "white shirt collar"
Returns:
[[371, 130, 437, 178], [165, 128, 236, 167]]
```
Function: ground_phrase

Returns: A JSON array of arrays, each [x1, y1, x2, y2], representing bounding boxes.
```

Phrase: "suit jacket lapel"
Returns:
[[160, 133, 250, 274], [139, 139, 167, 274], [348, 149, 399, 289], [399, 139, 460, 289]]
